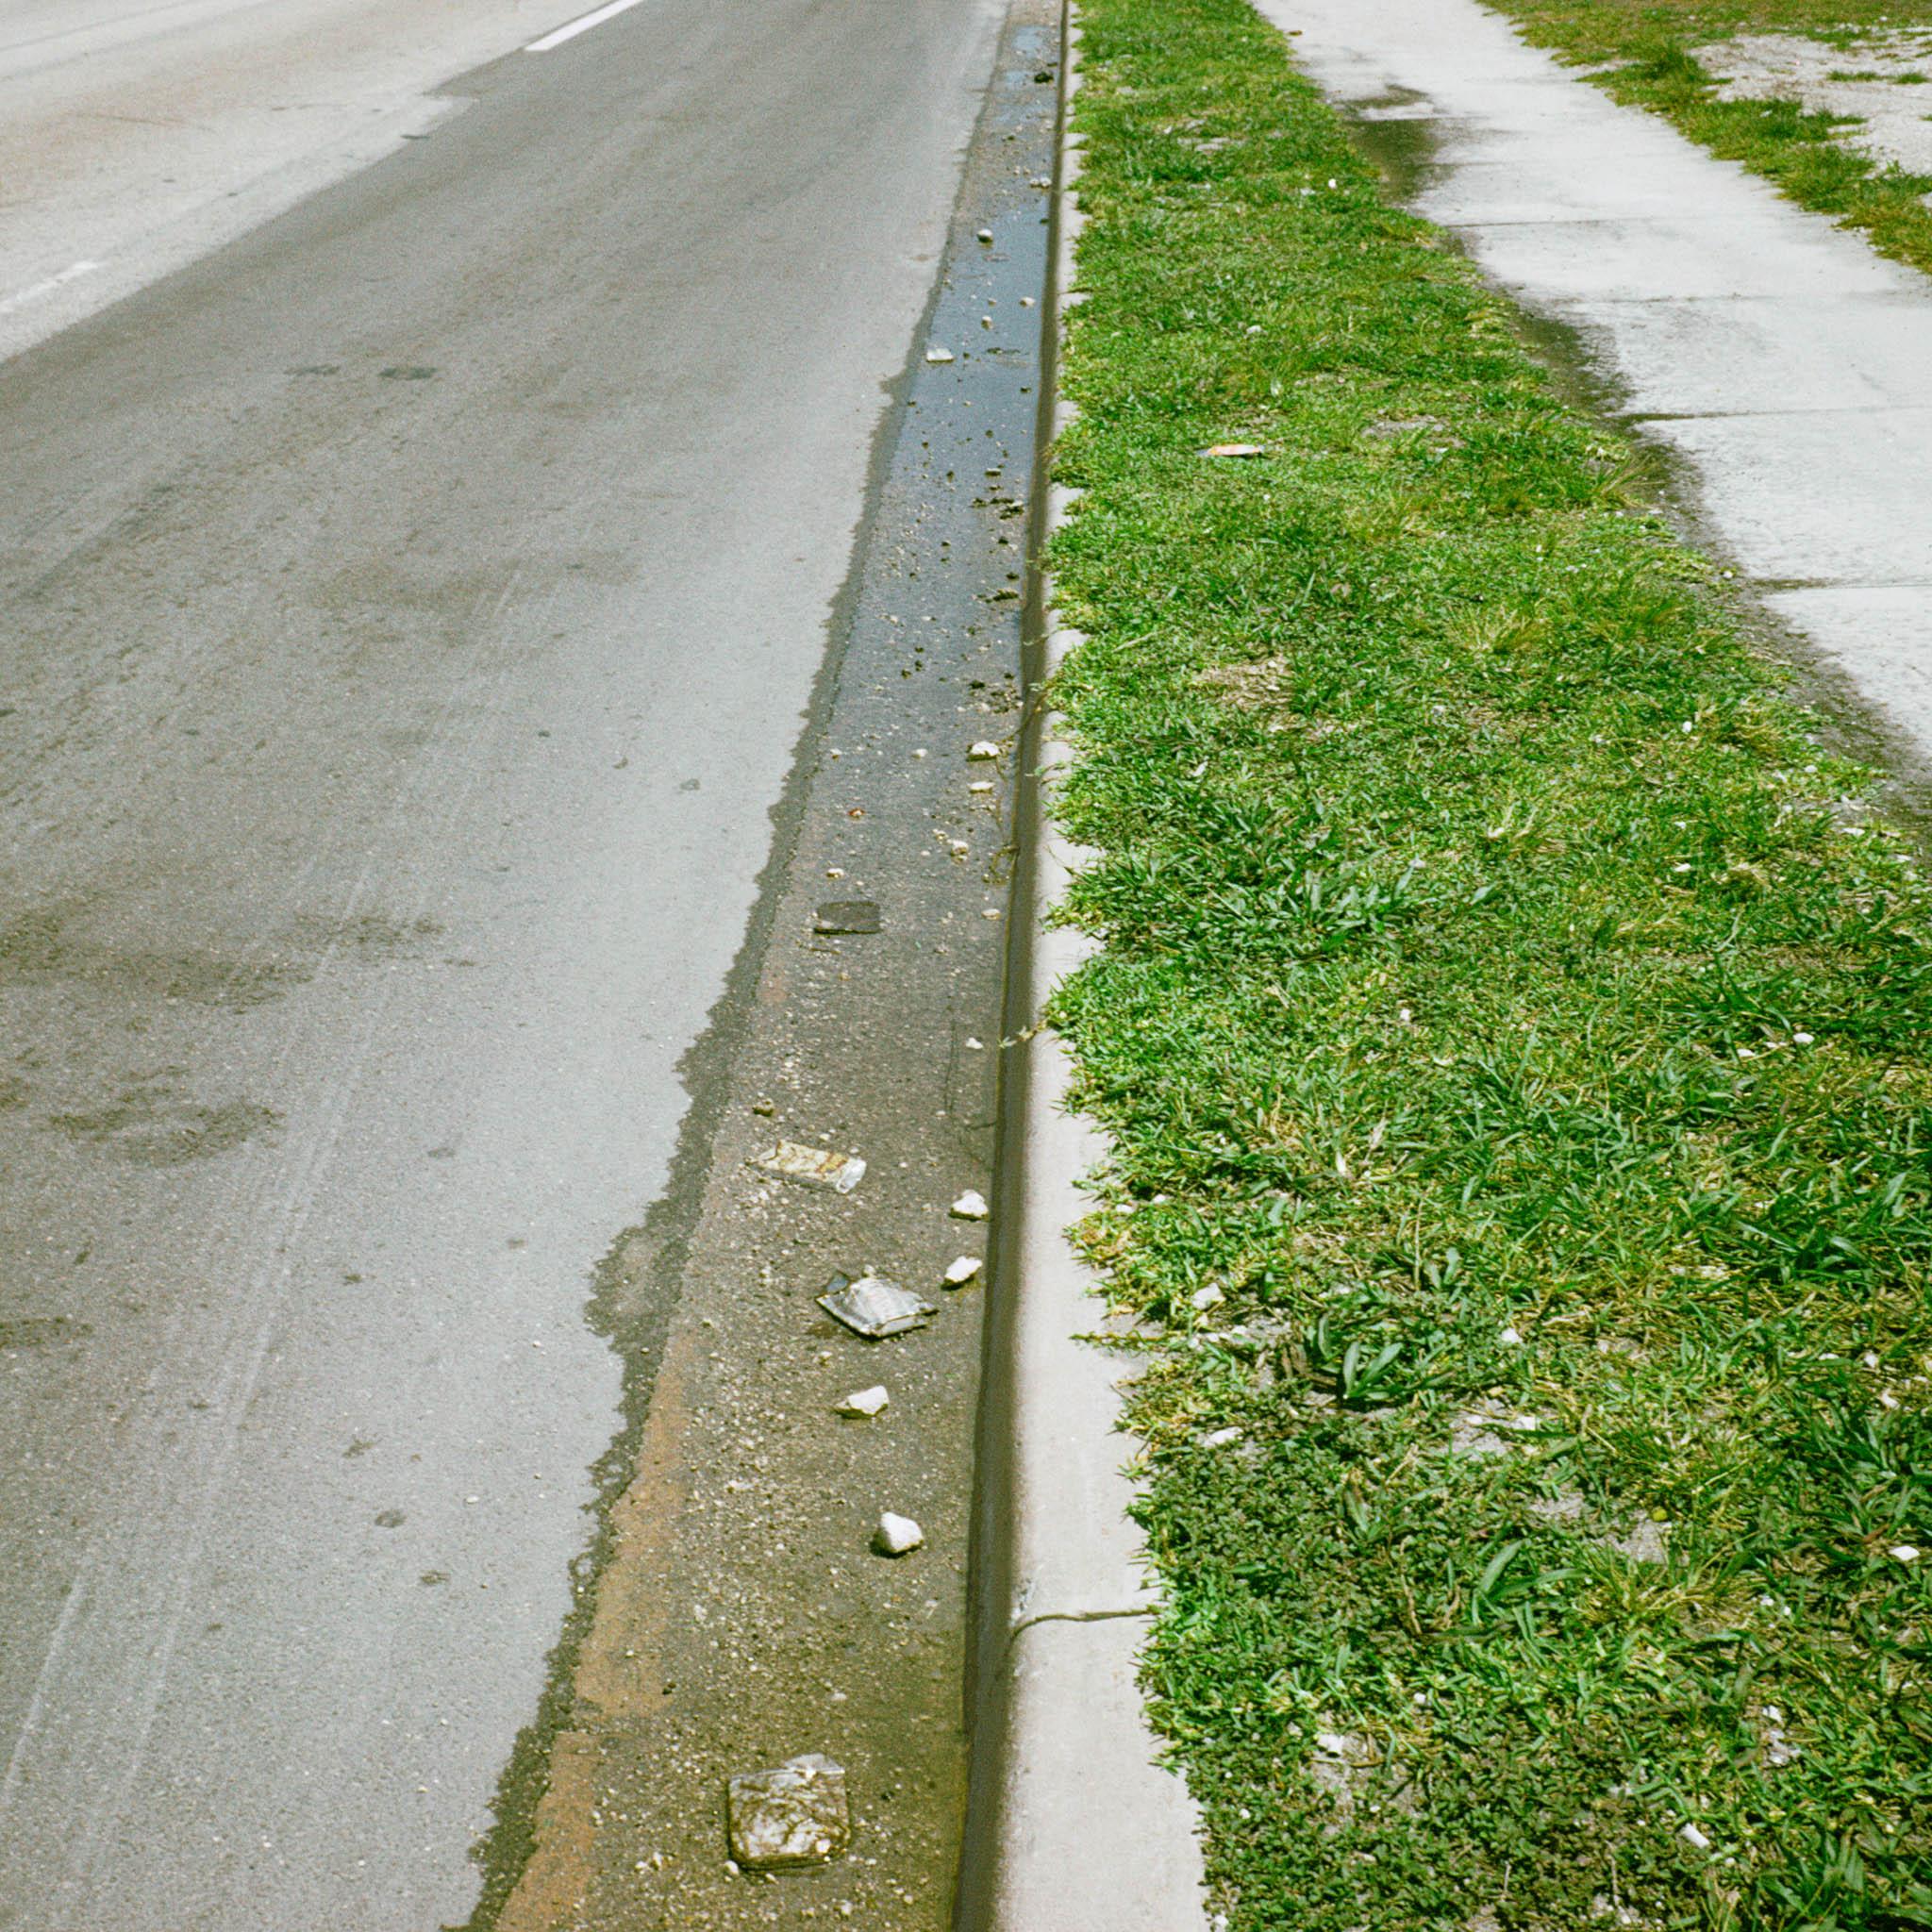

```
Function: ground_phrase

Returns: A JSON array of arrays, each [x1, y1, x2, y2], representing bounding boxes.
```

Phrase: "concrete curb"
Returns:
[[955, 6, 1212, 1927]]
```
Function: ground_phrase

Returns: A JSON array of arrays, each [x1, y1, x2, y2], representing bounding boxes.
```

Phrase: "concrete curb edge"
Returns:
[[955, 5, 1213, 1926]]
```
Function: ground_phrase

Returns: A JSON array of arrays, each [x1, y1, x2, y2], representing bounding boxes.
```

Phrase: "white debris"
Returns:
[[835, 1386, 889, 1418], [754, 1141, 865, 1193], [976, 227, 994, 243], [725, 1756, 850, 1869], [967, 740, 1000, 759], [943, 1255, 983, 1288], [969, 780, 993, 793], [1191, 1283, 1225, 1311], [1890, 1544, 1921, 1563], [874, 1512, 924, 1557], [925, 346, 955, 363], [1678, 1823, 1711, 1853], [819, 1273, 934, 1341], [951, 1190, 989, 1220], [1499, 1326, 1524, 1346], [1200, 1427, 1243, 1449]]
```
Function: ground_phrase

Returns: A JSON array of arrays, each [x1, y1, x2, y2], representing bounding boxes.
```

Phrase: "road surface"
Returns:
[[0, 0, 1007, 1924]]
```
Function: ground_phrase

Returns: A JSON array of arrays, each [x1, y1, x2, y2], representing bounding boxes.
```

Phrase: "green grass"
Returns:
[[1484, 0, 1932, 278], [1045, 0, 1932, 1925]]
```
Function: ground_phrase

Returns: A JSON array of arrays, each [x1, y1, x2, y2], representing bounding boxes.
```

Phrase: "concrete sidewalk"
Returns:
[[1259, 0, 1932, 792]]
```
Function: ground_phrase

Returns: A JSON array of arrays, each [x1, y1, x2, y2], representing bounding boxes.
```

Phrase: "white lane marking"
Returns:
[[524, 0, 649, 51], [0, 259, 101, 318]]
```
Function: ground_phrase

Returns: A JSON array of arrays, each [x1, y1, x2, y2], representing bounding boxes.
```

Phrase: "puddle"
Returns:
[[1343, 86, 1435, 200]]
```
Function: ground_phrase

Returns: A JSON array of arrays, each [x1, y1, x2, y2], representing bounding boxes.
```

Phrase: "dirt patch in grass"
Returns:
[[1699, 28, 1932, 183], [1048, 0, 1932, 1925]]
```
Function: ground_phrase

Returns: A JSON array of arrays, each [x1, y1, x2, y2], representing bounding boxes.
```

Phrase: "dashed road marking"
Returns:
[[525, 0, 650, 52]]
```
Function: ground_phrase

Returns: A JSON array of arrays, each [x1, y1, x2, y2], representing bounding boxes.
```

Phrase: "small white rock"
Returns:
[[835, 1386, 889, 1419], [943, 1255, 983, 1288], [976, 227, 993, 243], [951, 1190, 989, 1220], [969, 780, 993, 793], [1200, 1427, 1243, 1449], [1499, 1326, 1524, 1347], [1678, 1823, 1711, 1853], [874, 1512, 924, 1557], [925, 346, 955, 363], [1191, 1283, 1225, 1311], [967, 741, 1000, 760]]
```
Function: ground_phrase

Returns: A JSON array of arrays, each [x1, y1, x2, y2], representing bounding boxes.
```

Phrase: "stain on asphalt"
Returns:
[[0, 1315, 92, 1349], [48, 1083, 281, 1166]]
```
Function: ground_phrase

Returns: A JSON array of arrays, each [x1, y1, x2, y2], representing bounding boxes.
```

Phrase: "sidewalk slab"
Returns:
[[1260, 0, 1932, 778], [1644, 408, 1932, 583], [1763, 587, 1932, 724]]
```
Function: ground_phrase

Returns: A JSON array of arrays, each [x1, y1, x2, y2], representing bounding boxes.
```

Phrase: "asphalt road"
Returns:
[[0, 0, 1006, 1924], [0, 0, 605, 364]]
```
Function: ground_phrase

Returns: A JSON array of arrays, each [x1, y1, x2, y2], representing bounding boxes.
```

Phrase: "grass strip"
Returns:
[[1482, 0, 1932, 279], [1046, 1, 1932, 1925]]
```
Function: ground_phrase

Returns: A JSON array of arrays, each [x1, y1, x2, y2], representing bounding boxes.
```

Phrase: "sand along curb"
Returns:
[[956, 8, 1212, 1928]]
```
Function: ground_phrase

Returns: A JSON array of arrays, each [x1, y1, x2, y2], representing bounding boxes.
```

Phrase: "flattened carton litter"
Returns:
[[724, 1755, 850, 1870], [814, 900, 880, 935], [754, 1141, 865, 1193], [818, 1272, 934, 1340]]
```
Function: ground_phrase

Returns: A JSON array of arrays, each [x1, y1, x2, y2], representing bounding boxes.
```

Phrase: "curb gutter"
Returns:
[[958, 6, 1212, 1926]]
